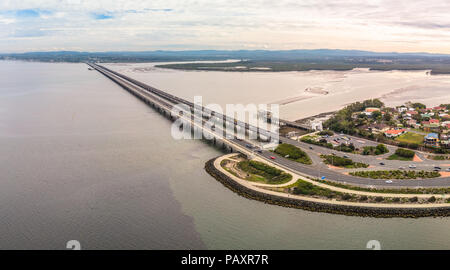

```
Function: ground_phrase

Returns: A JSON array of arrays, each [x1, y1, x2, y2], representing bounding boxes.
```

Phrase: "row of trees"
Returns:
[[320, 155, 368, 168], [362, 144, 389, 155], [350, 170, 440, 179], [324, 99, 384, 135], [394, 148, 415, 158]]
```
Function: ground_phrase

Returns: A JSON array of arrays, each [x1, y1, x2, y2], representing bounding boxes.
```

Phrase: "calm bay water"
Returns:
[[2, 61, 450, 249]]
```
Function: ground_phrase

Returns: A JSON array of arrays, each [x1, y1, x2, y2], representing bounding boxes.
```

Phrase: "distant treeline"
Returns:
[[2, 49, 450, 74]]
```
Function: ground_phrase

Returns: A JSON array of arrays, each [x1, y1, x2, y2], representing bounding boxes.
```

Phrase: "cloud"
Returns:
[[0, 0, 450, 53]]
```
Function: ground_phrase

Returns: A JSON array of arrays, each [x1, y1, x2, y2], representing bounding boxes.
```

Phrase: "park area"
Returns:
[[395, 132, 424, 145]]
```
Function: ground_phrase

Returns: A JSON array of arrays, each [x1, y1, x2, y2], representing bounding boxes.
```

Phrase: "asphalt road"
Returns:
[[232, 138, 450, 188]]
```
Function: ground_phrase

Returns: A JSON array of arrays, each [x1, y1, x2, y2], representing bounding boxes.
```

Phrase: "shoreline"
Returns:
[[205, 156, 450, 218]]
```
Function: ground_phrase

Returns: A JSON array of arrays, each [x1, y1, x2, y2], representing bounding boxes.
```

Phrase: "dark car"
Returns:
[[380, 162, 385, 165]]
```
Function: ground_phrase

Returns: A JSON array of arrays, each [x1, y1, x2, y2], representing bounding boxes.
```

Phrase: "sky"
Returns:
[[1, 0, 450, 53]]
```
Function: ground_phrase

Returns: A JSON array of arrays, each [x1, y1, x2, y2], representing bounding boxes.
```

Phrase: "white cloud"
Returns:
[[0, 0, 449, 53]]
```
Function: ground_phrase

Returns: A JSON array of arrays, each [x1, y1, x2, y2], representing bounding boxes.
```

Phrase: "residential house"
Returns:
[[441, 134, 450, 149], [407, 119, 420, 128], [362, 123, 390, 134], [364, 107, 381, 116], [384, 129, 406, 138], [405, 111, 418, 117], [424, 133, 440, 147], [433, 106, 446, 111]]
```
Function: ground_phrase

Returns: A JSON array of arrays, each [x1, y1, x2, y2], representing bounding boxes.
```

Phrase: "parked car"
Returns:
[[379, 162, 385, 166], [256, 149, 263, 153], [434, 166, 442, 170], [270, 156, 276, 160], [399, 166, 405, 170], [309, 146, 313, 150], [385, 180, 393, 184], [343, 155, 349, 159], [408, 165, 417, 169]]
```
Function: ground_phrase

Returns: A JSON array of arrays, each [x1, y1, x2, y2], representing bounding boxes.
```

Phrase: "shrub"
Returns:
[[318, 130, 334, 136], [349, 170, 440, 179], [362, 144, 388, 155], [320, 154, 368, 168], [409, 196, 418, 202], [428, 196, 437, 203], [359, 195, 368, 201], [341, 194, 352, 200], [395, 148, 415, 158], [374, 196, 384, 202]]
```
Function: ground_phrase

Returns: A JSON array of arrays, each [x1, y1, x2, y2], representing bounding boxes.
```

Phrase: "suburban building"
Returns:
[[424, 133, 440, 147], [364, 107, 381, 116], [397, 106, 408, 113], [384, 129, 406, 138], [361, 123, 390, 134]]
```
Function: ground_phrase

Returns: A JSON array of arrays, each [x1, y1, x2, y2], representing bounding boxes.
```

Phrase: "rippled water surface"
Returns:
[[1, 61, 450, 249]]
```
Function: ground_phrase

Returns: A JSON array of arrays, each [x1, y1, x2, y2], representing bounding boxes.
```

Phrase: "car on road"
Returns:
[[245, 144, 252, 148], [379, 162, 385, 165], [343, 155, 349, 158], [399, 166, 405, 170], [408, 165, 417, 169], [446, 168, 450, 172], [434, 166, 442, 170], [256, 149, 263, 153], [270, 156, 276, 160], [309, 146, 313, 150], [385, 180, 393, 184]]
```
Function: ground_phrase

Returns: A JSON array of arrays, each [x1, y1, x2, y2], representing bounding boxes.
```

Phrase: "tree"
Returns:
[[412, 103, 426, 109]]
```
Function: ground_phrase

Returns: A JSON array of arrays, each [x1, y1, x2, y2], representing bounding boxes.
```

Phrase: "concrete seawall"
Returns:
[[204, 157, 450, 218]]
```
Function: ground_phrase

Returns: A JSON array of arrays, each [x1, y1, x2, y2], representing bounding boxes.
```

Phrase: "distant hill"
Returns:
[[2, 49, 450, 74], [1, 49, 450, 62]]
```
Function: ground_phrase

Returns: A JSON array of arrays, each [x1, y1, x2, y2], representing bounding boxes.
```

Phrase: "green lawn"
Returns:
[[395, 132, 424, 145], [274, 144, 312, 165], [387, 154, 414, 161], [237, 160, 292, 184]]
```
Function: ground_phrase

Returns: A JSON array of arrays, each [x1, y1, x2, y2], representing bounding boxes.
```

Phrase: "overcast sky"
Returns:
[[1, 0, 450, 53]]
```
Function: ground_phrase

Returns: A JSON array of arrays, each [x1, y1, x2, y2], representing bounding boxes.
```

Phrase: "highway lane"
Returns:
[[280, 135, 449, 171]]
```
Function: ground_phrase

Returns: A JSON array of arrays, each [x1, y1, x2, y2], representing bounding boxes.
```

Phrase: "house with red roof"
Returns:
[[384, 129, 406, 138], [430, 119, 440, 124]]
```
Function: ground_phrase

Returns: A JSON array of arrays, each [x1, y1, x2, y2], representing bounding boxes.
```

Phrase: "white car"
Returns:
[[385, 180, 393, 184], [408, 165, 417, 169]]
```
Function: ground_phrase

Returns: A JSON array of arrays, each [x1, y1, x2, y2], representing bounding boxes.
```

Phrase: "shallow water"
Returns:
[[105, 63, 450, 120]]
